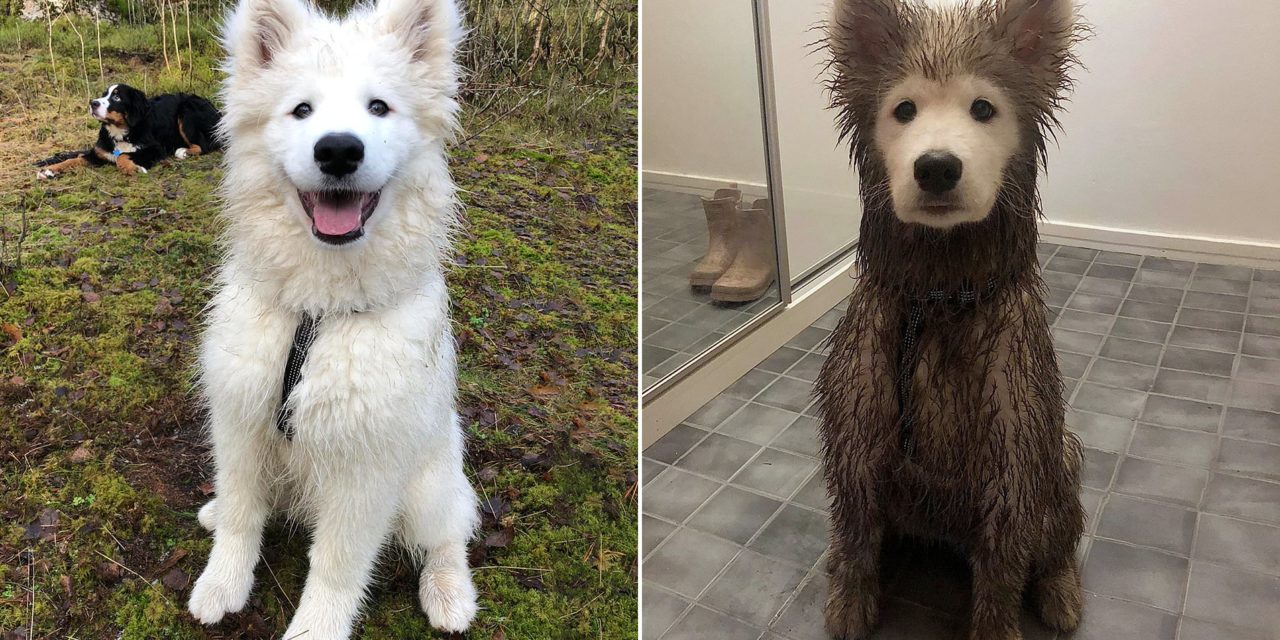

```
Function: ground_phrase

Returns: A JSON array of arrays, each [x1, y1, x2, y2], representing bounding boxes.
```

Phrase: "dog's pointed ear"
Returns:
[[998, 0, 1077, 65], [224, 0, 310, 72], [828, 0, 904, 67], [374, 0, 463, 67]]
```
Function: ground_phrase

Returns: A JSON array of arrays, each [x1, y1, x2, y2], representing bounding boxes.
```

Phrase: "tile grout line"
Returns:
[[651, 305, 844, 639], [1117, 257, 1190, 622], [657, 299, 852, 638], [1061, 248, 1122, 553], [1174, 265, 1253, 640]]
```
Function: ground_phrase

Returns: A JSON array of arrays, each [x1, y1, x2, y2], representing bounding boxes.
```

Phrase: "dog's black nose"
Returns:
[[314, 133, 365, 177], [914, 152, 963, 194]]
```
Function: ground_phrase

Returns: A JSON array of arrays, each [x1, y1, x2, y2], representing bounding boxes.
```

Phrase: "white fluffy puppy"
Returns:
[[186, 0, 479, 637]]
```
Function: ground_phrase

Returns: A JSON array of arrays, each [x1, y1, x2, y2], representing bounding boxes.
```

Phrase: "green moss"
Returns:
[[113, 584, 200, 640]]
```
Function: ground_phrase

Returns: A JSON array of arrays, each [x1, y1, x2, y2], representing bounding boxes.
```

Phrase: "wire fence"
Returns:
[[4, 0, 636, 123]]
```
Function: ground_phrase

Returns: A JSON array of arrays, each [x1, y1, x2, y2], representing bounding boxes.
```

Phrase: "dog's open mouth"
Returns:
[[919, 200, 959, 215], [298, 190, 380, 245]]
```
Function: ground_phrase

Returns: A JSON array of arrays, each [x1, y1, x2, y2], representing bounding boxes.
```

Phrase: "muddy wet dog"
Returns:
[[816, 1, 1088, 639]]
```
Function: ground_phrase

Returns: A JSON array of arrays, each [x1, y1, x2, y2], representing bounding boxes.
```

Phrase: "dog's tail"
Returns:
[[178, 95, 225, 153], [34, 149, 92, 167], [205, 110, 225, 152]]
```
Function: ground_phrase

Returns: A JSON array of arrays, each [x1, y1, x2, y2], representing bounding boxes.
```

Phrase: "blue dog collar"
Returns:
[[111, 149, 122, 158]]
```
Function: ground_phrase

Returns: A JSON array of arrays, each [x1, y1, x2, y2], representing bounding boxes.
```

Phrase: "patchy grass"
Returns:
[[0, 15, 637, 640]]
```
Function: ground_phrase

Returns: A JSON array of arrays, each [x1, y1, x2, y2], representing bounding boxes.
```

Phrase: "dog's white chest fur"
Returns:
[[199, 279, 453, 451], [106, 124, 138, 153]]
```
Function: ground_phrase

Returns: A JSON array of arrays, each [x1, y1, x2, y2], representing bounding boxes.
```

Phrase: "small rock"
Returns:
[[96, 560, 123, 584], [69, 444, 92, 464], [161, 568, 190, 591]]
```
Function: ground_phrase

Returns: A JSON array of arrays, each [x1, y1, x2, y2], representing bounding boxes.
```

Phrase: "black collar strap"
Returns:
[[896, 279, 1001, 457], [276, 313, 318, 439]]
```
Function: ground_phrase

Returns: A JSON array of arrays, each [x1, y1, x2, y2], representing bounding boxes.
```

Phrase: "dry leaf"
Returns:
[[527, 385, 559, 400], [483, 525, 514, 548], [1, 322, 21, 343]]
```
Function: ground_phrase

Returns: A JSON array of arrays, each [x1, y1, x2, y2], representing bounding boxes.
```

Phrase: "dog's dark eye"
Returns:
[[970, 99, 996, 122], [110, 95, 119, 102], [368, 100, 389, 117], [892, 101, 916, 123], [291, 103, 313, 119]]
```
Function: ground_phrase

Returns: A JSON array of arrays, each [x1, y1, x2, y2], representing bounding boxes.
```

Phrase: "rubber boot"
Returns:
[[711, 199, 776, 303], [689, 187, 742, 288]]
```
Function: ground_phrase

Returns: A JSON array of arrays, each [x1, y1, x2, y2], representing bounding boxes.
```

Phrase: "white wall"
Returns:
[[766, 1, 863, 280], [643, 0, 1280, 270], [641, 0, 768, 187], [1042, 0, 1280, 254]]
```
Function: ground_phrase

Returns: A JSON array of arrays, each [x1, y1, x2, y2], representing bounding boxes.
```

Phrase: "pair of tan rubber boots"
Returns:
[[689, 187, 777, 303]]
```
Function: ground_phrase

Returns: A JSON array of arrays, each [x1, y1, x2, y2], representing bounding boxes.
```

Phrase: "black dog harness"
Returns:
[[895, 280, 998, 457], [275, 313, 318, 439]]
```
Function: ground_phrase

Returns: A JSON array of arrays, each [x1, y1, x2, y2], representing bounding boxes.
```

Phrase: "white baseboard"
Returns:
[[1039, 220, 1280, 269], [642, 169, 768, 199], [641, 257, 855, 449]]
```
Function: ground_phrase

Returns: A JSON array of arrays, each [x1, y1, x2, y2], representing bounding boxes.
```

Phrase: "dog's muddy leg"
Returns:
[[969, 528, 1033, 640], [283, 471, 402, 639], [187, 430, 272, 624], [1031, 432, 1086, 631], [823, 468, 887, 640]]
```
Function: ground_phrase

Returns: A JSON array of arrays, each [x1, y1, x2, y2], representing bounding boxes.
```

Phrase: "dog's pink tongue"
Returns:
[[312, 198, 363, 235]]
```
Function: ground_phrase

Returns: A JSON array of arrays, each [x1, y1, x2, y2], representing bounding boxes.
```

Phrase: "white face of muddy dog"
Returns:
[[829, 0, 1081, 231], [875, 75, 1020, 229], [223, 0, 461, 247]]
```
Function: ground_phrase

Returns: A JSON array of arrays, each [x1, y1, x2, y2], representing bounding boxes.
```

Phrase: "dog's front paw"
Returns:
[[282, 611, 349, 640], [824, 588, 878, 640], [420, 564, 478, 632], [137, 166, 149, 174], [968, 628, 1022, 640], [174, 148, 189, 159], [36, 169, 55, 180], [188, 565, 253, 624], [1033, 562, 1083, 631]]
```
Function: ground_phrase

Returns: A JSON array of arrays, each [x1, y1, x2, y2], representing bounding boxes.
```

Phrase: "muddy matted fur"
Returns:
[[816, 1, 1089, 639]]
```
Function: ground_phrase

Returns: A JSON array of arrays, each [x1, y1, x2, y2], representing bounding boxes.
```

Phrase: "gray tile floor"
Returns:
[[642, 244, 1280, 640], [643, 187, 782, 388]]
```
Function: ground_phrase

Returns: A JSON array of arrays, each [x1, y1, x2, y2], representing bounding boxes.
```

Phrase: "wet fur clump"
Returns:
[[815, 2, 1090, 639]]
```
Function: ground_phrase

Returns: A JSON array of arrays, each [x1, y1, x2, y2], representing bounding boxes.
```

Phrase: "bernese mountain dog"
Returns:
[[35, 83, 222, 179]]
